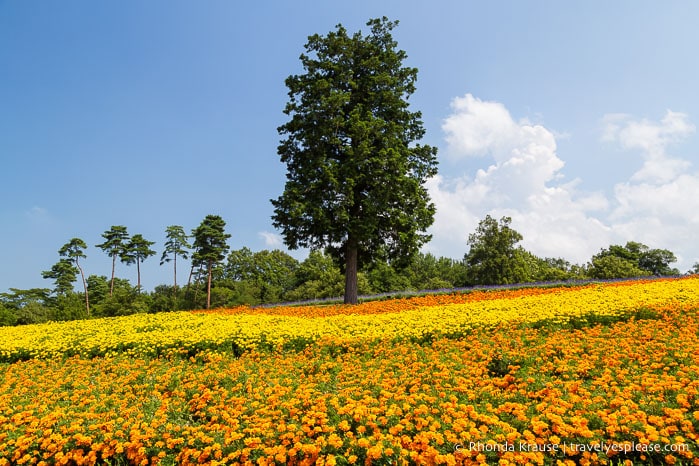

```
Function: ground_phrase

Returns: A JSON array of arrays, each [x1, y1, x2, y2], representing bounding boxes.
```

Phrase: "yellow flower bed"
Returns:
[[1, 277, 698, 363]]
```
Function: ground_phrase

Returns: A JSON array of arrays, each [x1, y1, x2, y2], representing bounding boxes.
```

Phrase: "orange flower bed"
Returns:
[[1, 277, 698, 465]]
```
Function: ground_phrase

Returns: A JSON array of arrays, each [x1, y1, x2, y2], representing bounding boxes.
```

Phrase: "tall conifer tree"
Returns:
[[96, 225, 129, 297], [160, 225, 191, 291], [123, 234, 156, 292], [192, 215, 230, 309], [272, 17, 438, 304]]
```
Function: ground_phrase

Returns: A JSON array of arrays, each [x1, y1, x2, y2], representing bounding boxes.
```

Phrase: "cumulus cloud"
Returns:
[[428, 94, 611, 264], [258, 231, 283, 247], [428, 95, 699, 271], [602, 111, 695, 183], [442, 94, 519, 161], [603, 111, 699, 268]]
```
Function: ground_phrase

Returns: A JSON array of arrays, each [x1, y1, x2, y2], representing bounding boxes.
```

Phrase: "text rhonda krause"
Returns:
[[455, 441, 690, 454]]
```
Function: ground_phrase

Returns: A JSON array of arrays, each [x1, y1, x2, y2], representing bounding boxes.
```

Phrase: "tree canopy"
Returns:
[[42, 259, 78, 296], [271, 17, 438, 304], [464, 215, 529, 285], [588, 241, 679, 278], [42, 238, 90, 316]]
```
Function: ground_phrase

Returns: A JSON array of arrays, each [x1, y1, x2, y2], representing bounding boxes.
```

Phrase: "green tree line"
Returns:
[[1, 213, 694, 327]]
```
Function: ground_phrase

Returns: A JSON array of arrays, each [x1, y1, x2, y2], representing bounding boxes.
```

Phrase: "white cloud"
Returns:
[[258, 231, 283, 247], [603, 111, 699, 269], [603, 111, 694, 154], [428, 96, 699, 271], [602, 110, 695, 183], [428, 93, 611, 265], [442, 94, 519, 161]]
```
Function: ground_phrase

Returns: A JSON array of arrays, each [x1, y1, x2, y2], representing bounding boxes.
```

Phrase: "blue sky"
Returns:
[[2, 1, 698, 293]]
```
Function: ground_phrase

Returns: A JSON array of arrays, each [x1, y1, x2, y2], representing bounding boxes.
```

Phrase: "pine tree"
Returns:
[[191, 215, 230, 309], [160, 225, 191, 290], [96, 226, 130, 297], [123, 234, 156, 292], [42, 238, 90, 316]]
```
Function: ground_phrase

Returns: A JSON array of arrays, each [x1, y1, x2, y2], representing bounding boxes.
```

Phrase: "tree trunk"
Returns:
[[136, 259, 142, 293], [77, 259, 90, 317], [344, 237, 359, 304], [110, 254, 116, 297], [207, 260, 213, 309], [187, 264, 194, 287], [191, 265, 202, 305], [173, 254, 178, 290], [172, 254, 178, 310]]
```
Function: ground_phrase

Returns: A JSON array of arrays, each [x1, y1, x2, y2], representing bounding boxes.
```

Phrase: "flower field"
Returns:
[[1, 277, 699, 465]]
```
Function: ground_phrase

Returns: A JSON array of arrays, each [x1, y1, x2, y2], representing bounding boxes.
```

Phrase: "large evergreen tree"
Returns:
[[192, 215, 231, 309], [271, 17, 438, 304], [96, 225, 130, 297]]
